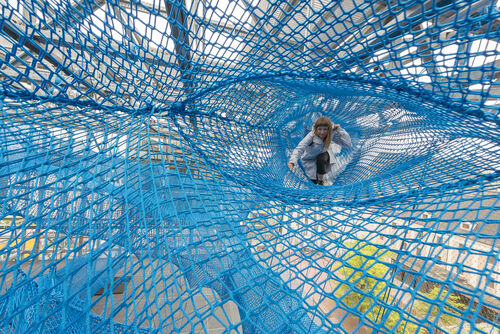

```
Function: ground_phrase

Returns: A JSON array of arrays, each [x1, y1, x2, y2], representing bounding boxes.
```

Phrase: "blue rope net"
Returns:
[[0, 0, 499, 333]]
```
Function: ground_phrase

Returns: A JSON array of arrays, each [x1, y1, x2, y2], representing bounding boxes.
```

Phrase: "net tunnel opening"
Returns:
[[169, 77, 499, 203]]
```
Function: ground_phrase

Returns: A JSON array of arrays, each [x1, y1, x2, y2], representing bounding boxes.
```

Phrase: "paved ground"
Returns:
[[3, 252, 497, 333]]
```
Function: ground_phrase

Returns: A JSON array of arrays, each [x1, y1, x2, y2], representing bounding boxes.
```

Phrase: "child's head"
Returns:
[[314, 117, 333, 148]]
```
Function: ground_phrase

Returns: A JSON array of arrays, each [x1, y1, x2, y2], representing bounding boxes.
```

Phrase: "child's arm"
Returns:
[[288, 131, 314, 170], [332, 126, 352, 148]]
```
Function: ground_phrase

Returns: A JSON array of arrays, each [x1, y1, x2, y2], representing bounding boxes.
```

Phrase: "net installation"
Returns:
[[0, 0, 499, 333]]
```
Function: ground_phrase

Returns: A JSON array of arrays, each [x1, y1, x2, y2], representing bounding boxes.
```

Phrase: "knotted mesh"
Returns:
[[0, 0, 499, 333]]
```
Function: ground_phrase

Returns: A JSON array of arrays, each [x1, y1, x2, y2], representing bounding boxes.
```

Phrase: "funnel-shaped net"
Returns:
[[0, 0, 499, 333]]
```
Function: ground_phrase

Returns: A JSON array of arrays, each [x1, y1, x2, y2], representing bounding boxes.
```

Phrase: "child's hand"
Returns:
[[287, 163, 294, 171], [333, 124, 340, 130]]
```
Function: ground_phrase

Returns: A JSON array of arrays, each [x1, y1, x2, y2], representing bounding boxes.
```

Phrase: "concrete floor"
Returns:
[[0, 250, 399, 333], [3, 252, 498, 333], [89, 258, 243, 333]]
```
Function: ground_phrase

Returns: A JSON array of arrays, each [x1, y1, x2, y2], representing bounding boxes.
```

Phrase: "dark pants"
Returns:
[[311, 152, 330, 184], [316, 151, 330, 175]]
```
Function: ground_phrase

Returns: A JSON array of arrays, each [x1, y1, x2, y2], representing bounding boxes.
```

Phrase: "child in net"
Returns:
[[288, 117, 352, 185]]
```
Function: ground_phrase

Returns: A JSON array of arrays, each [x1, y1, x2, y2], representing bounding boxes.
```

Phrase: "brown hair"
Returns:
[[313, 117, 333, 149]]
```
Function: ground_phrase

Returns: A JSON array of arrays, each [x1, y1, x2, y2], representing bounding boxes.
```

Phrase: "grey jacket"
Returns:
[[289, 128, 352, 180]]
